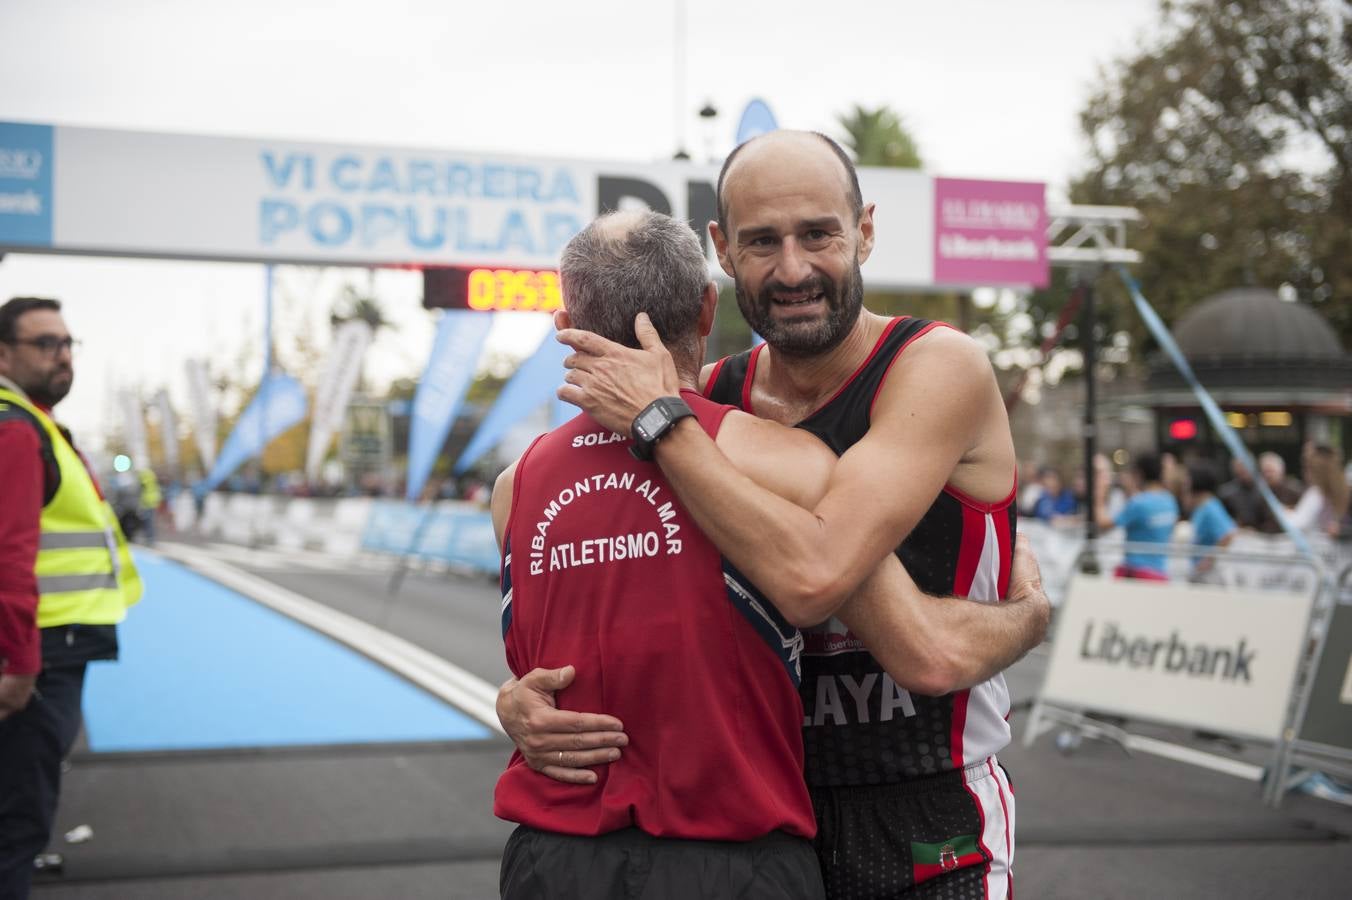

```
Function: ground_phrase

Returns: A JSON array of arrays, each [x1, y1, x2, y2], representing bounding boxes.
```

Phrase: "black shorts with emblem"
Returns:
[[810, 758, 1016, 900]]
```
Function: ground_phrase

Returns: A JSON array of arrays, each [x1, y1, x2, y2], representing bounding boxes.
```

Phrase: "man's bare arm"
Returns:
[[715, 410, 1049, 691], [835, 535, 1049, 697], [559, 314, 1009, 620]]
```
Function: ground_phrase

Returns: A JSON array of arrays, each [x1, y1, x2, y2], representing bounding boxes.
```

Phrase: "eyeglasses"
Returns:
[[6, 336, 81, 355]]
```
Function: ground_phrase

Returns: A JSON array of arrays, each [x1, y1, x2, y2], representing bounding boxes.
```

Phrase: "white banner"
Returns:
[[0, 121, 1047, 290], [184, 358, 217, 471], [118, 389, 150, 468], [306, 319, 372, 481], [1040, 575, 1314, 741], [153, 388, 178, 475]]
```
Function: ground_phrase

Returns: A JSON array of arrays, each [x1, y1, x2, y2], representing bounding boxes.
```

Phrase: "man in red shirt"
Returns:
[[1, 297, 140, 899], [490, 211, 1046, 898]]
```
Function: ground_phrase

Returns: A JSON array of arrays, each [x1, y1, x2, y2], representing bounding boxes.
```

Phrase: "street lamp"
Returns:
[[699, 101, 719, 163]]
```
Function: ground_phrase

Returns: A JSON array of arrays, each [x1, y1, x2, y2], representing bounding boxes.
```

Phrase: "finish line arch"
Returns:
[[0, 119, 1067, 292]]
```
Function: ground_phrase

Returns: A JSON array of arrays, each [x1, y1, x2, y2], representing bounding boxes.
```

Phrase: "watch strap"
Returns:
[[629, 396, 695, 461]]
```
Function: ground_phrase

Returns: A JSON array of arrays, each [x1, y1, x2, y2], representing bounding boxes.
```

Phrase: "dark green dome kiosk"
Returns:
[[1148, 287, 1352, 468]]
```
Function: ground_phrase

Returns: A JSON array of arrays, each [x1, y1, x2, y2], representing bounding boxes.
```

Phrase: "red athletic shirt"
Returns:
[[0, 413, 48, 675], [0, 407, 106, 676], [494, 390, 815, 841]]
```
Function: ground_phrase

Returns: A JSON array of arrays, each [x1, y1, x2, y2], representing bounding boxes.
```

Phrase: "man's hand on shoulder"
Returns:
[[557, 313, 680, 435], [0, 672, 36, 720], [497, 665, 629, 785]]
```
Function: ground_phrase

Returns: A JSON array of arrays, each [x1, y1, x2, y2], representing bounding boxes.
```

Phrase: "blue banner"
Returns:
[[198, 372, 308, 495], [1115, 266, 1315, 560], [454, 329, 571, 474], [360, 501, 424, 555], [360, 501, 500, 574], [405, 310, 495, 500], [0, 122, 54, 246], [735, 99, 779, 146]]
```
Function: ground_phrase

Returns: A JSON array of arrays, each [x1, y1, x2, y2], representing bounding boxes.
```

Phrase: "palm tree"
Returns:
[[837, 105, 923, 169], [330, 284, 393, 334], [836, 105, 984, 330], [329, 282, 393, 394]]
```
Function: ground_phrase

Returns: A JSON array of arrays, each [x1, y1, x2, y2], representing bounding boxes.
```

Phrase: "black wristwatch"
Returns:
[[629, 396, 695, 461]]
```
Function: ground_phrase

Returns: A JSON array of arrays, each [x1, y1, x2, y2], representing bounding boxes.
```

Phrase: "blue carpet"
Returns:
[[82, 553, 491, 751]]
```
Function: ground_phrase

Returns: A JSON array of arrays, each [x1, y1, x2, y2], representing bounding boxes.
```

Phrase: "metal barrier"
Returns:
[[1266, 560, 1352, 806], [1023, 539, 1332, 808], [1018, 520, 1351, 604]]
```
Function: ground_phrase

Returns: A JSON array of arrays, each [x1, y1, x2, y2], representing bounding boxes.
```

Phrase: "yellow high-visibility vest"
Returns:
[[0, 387, 141, 627]]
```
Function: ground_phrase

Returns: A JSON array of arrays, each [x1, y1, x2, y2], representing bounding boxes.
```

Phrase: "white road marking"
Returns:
[[1123, 734, 1265, 782], [199, 542, 392, 573]]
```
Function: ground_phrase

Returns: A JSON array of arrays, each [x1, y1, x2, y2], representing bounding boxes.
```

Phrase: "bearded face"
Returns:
[[24, 361, 73, 407], [3, 309, 74, 407], [734, 258, 865, 357]]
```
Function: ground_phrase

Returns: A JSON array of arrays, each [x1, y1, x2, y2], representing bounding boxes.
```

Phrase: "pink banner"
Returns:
[[933, 178, 1048, 288]]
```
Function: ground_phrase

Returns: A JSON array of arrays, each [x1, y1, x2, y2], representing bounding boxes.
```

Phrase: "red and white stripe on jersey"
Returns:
[[962, 757, 1016, 900], [947, 481, 1016, 771], [950, 484, 1014, 602]]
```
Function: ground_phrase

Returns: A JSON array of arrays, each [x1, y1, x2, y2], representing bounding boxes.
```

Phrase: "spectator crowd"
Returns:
[[1019, 442, 1352, 583]]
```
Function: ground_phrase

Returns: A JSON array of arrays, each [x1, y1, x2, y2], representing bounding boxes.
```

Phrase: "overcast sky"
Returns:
[[0, 0, 1162, 442]]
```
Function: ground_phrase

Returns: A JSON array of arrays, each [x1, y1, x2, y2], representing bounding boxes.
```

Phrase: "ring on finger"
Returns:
[[558, 750, 564, 766]]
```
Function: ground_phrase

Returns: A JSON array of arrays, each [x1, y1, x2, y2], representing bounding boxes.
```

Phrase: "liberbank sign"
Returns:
[[1040, 576, 1314, 741], [0, 120, 1048, 290]]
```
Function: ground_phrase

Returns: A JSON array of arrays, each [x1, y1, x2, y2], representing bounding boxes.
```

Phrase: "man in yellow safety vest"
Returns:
[[137, 467, 162, 545], [0, 297, 141, 899]]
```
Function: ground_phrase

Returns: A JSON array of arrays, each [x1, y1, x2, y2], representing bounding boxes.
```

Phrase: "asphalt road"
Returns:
[[32, 541, 1352, 899]]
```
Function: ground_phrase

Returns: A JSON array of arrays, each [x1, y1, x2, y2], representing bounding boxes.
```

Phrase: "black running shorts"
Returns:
[[810, 757, 1015, 900], [500, 825, 825, 900]]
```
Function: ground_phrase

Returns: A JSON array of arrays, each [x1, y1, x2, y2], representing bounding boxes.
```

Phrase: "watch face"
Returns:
[[636, 406, 667, 439]]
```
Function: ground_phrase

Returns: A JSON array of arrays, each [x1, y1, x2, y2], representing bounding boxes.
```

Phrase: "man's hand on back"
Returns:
[[0, 672, 36, 721], [497, 665, 630, 785], [556, 313, 681, 435]]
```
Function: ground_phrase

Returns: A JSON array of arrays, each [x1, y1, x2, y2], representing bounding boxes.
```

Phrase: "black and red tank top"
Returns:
[[705, 318, 1017, 787], [495, 389, 816, 840]]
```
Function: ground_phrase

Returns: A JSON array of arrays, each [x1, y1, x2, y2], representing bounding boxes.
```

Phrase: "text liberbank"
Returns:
[[1079, 621, 1255, 682]]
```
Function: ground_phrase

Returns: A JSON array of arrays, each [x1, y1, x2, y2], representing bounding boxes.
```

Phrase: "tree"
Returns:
[[330, 284, 394, 334], [329, 281, 394, 393], [1066, 0, 1352, 348], [837, 105, 923, 168], [834, 104, 1020, 340]]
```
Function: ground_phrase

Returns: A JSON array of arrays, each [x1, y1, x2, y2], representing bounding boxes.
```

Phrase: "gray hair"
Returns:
[[560, 210, 708, 351]]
